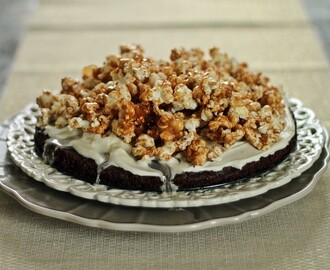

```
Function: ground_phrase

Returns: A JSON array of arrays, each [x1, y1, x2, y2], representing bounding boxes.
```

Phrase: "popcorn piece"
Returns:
[[184, 117, 200, 132], [260, 87, 285, 114], [156, 142, 177, 160], [69, 117, 92, 130], [36, 90, 56, 109], [36, 90, 80, 127], [105, 90, 123, 113], [111, 100, 136, 143], [176, 131, 195, 151], [184, 138, 209, 166], [82, 65, 98, 80], [117, 83, 131, 101], [172, 84, 198, 111], [244, 105, 285, 150], [132, 134, 156, 158], [61, 77, 82, 97], [207, 113, 245, 148], [201, 108, 213, 121], [157, 113, 184, 142], [193, 76, 218, 105], [146, 80, 174, 104]]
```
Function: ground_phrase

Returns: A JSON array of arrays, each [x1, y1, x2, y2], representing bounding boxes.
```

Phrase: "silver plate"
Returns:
[[5, 98, 326, 207], [0, 121, 329, 232]]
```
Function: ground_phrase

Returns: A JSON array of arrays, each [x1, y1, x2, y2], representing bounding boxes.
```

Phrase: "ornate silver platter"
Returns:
[[0, 119, 328, 232], [5, 98, 326, 208]]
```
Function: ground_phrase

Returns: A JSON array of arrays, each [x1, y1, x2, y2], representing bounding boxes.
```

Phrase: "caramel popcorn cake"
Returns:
[[34, 45, 296, 192]]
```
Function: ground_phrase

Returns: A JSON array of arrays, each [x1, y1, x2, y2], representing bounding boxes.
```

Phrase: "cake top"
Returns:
[[36, 45, 286, 165]]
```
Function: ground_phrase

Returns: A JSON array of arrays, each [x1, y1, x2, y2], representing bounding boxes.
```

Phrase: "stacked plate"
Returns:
[[0, 98, 329, 232]]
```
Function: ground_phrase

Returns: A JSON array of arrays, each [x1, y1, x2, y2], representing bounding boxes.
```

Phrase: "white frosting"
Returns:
[[44, 106, 295, 181]]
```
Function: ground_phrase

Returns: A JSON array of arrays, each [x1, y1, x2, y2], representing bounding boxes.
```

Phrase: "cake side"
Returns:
[[34, 123, 296, 191]]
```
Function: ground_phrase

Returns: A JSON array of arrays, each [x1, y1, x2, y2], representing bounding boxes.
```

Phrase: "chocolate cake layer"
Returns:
[[34, 127, 296, 192]]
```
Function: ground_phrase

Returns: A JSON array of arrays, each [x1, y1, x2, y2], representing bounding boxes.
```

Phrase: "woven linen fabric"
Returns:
[[0, 0, 330, 269]]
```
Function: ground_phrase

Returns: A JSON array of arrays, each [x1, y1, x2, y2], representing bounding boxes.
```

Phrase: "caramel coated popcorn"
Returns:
[[37, 45, 286, 165]]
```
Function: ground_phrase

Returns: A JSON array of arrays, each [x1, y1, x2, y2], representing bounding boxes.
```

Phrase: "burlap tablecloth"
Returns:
[[0, 0, 329, 269]]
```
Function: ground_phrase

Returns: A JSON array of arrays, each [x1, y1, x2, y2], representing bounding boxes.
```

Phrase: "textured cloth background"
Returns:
[[0, 0, 330, 269]]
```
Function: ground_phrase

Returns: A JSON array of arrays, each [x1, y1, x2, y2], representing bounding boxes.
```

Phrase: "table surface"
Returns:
[[0, 0, 330, 269]]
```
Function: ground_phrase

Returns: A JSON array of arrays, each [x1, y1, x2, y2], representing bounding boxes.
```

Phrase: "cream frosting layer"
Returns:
[[44, 106, 295, 180]]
